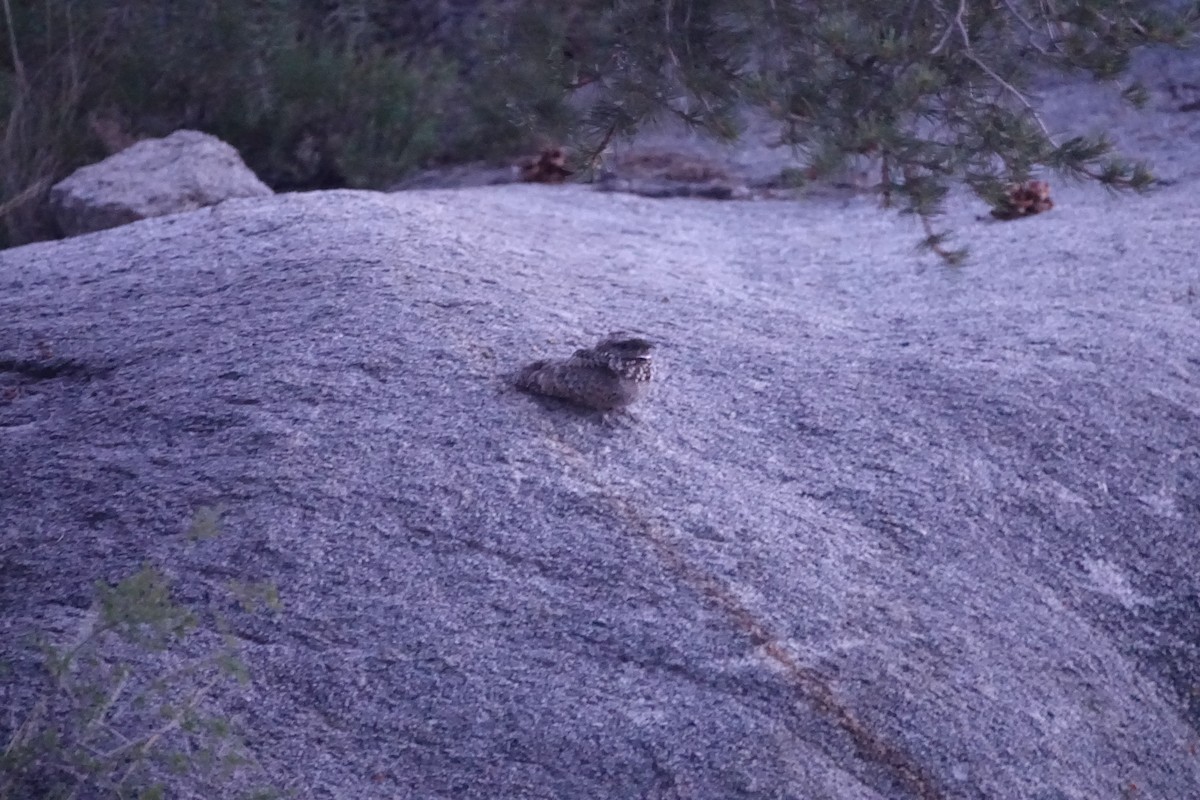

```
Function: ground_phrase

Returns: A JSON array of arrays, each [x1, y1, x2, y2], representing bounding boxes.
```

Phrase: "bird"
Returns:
[[513, 333, 654, 412]]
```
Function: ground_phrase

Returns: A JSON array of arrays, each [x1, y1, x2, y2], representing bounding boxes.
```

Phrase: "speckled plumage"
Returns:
[[514, 333, 654, 411]]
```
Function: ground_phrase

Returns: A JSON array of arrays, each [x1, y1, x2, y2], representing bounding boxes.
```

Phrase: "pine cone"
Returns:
[[991, 180, 1054, 220]]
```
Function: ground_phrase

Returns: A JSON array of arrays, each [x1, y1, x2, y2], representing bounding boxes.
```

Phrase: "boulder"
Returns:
[[48, 129, 271, 237], [1, 179, 1197, 799]]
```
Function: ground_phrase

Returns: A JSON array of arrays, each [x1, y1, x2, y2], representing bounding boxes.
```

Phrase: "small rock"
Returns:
[[49, 130, 272, 236]]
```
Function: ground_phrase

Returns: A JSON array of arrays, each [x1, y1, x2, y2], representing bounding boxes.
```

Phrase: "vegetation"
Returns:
[[0, 508, 280, 799], [477, 0, 1198, 261], [0, 0, 522, 247], [1, 1, 1197, 256]]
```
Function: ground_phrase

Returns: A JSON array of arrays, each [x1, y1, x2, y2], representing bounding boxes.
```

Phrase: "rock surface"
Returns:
[[3, 64, 1200, 800], [48, 129, 272, 237]]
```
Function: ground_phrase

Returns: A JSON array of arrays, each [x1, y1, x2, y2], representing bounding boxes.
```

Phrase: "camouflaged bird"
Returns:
[[514, 333, 654, 411]]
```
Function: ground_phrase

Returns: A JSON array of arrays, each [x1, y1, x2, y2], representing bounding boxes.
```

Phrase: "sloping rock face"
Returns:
[[1, 183, 1197, 799], [48, 129, 272, 237]]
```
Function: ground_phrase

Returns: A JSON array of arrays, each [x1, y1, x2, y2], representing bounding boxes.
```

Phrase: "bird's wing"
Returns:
[[515, 359, 574, 400], [515, 359, 613, 406]]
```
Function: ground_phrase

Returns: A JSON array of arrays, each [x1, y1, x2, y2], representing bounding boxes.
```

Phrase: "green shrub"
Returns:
[[102, 3, 453, 189], [0, 508, 280, 799]]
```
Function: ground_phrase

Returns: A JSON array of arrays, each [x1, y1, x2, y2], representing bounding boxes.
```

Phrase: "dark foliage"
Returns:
[[2, 1, 1196, 256], [475, 0, 1197, 259]]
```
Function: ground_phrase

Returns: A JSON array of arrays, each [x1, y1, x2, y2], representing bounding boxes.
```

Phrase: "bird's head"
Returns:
[[593, 333, 654, 380]]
